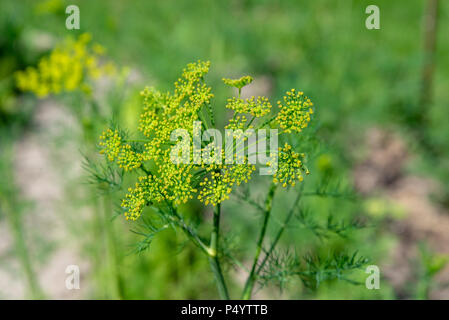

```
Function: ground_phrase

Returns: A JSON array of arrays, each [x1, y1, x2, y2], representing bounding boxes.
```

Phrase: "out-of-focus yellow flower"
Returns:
[[364, 197, 406, 219], [34, 0, 63, 15], [316, 154, 333, 173], [15, 33, 118, 98]]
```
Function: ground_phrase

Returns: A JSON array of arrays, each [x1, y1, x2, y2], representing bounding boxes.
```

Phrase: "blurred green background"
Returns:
[[0, 0, 448, 299]]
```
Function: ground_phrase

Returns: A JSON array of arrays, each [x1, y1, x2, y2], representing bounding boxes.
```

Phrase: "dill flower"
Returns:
[[225, 115, 249, 131], [99, 61, 315, 220], [276, 89, 314, 133], [272, 143, 309, 187], [116, 144, 144, 172], [122, 177, 151, 221], [98, 129, 122, 162], [222, 76, 253, 90], [121, 175, 164, 220], [225, 96, 272, 118], [138, 60, 213, 155], [246, 96, 272, 117], [99, 129, 145, 172], [197, 154, 256, 206], [15, 33, 117, 98]]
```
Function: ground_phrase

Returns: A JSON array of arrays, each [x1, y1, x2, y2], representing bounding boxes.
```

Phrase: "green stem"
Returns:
[[123, 139, 152, 143], [1, 198, 44, 299], [164, 207, 210, 255], [81, 106, 124, 299], [208, 203, 230, 299], [159, 201, 229, 298], [256, 189, 302, 275], [102, 194, 124, 299], [241, 182, 277, 300]]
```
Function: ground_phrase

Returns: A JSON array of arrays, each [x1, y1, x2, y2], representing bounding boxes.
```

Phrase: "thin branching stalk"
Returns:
[[241, 182, 277, 300], [165, 202, 230, 299], [102, 194, 124, 299], [256, 189, 302, 275], [157, 198, 210, 255], [208, 203, 230, 299]]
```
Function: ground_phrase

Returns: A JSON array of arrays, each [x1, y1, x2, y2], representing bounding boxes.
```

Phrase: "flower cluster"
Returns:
[[272, 143, 309, 187], [138, 61, 213, 158], [222, 76, 253, 90], [99, 62, 314, 220], [276, 89, 314, 133], [225, 96, 272, 118], [98, 129, 122, 162], [98, 128, 144, 172], [15, 33, 117, 97], [197, 154, 257, 206]]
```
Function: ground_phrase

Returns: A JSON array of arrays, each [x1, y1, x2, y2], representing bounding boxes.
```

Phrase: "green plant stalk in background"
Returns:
[[256, 190, 303, 275], [13, 32, 128, 298], [0, 138, 44, 299], [208, 203, 229, 299], [0, 197, 44, 299], [242, 182, 277, 299], [81, 99, 125, 299], [102, 194, 124, 299]]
